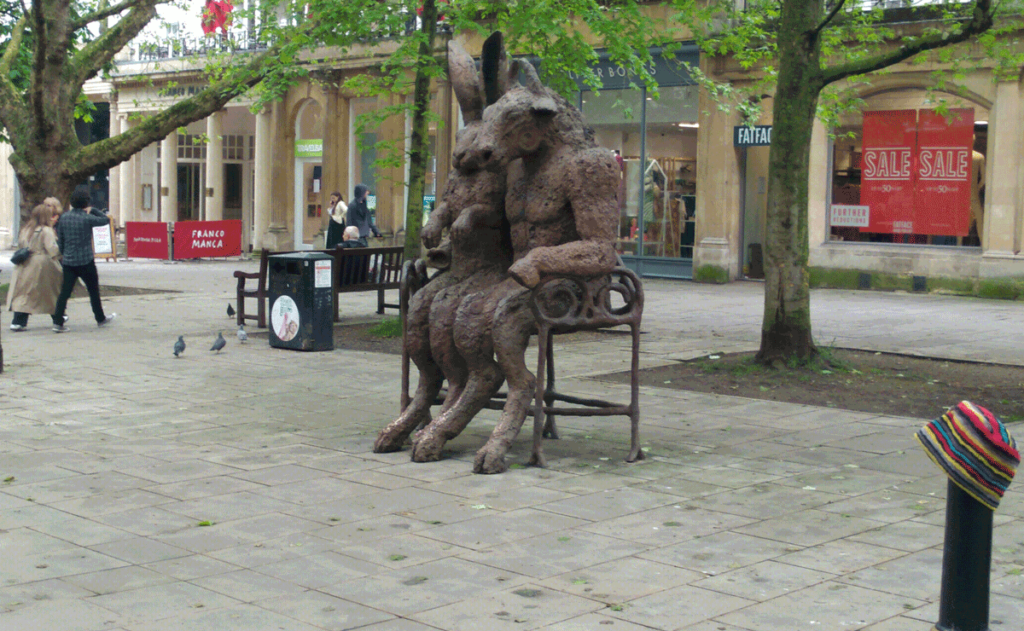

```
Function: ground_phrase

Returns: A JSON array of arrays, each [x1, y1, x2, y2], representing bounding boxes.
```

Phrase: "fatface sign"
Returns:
[[860, 109, 973, 236], [125, 222, 170, 259], [734, 125, 772, 147], [173, 220, 242, 259]]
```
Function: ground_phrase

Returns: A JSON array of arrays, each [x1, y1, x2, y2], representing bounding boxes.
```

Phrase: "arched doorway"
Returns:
[[293, 98, 324, 249]]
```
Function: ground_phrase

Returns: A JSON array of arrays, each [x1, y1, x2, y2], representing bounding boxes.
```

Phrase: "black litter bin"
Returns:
[[268, 252, 334, 351]]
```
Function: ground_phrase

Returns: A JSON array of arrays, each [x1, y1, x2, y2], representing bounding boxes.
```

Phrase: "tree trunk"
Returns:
[[403, 0, 438, 262], [756, 0, 824, 365]]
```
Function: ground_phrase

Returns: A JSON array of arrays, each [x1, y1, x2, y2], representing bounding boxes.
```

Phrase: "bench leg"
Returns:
[[377, 286, 385, 315], [627, 321, 645, 462], [257, 293, 267, 329], [530, 326, 551, 468], [543, 339, 558, 439]]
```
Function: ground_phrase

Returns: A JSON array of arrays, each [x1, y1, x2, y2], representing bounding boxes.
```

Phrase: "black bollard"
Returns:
[[935, 480, 993, 631]]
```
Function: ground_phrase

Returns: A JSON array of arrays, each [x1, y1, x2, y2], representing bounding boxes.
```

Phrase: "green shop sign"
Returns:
[[295, 139, 323, 158]]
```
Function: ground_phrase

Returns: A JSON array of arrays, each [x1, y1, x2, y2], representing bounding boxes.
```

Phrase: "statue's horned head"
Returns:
[[468, 59, 560, 168]]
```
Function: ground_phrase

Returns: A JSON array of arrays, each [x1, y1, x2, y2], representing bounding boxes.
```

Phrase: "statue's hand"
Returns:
[[509, 258, 540, 289], [421, 218, 442, 249]]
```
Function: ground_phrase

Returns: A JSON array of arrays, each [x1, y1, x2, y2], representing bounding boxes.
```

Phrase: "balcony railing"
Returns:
[[125, 30, 269, 63]]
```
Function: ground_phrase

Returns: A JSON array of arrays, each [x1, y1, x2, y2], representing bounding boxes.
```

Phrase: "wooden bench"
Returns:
[[234, 246, 404, 328]]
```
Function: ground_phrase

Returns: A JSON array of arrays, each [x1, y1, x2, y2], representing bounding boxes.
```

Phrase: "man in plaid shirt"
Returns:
[[51, 186, 117, 332]]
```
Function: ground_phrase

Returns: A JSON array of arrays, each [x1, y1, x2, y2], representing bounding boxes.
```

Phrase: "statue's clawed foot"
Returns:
[[373, 430, 408, 453], [473, 443, 509, 474], [411, 429, 447, 462]]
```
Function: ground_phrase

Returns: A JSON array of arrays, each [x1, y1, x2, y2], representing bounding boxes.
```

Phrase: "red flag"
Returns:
[[202, 0, 234, 35]]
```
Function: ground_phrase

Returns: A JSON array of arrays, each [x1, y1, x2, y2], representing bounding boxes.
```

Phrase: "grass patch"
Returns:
[[368, 317, 402, 338], [693, 265, 729, 284], [0, 282, 7, 303], [809, 267, 1024, 302]]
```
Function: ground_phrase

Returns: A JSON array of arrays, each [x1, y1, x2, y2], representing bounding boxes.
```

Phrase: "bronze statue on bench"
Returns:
[[374, 33, 643, 474]]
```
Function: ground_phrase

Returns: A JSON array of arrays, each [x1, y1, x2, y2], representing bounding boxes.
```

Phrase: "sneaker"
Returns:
[[63, 315, 69, 324], [97, 313, 118, 327], [9, 324, 25, 331], [52, 324, 69, 333]]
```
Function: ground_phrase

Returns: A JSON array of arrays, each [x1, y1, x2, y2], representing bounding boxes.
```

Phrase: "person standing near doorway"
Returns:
[[51, 185, 117, 333], [347, 184, 382, 240], [325, 191, 348, 249]]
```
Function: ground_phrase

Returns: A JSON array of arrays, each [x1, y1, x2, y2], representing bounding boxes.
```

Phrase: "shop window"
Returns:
[[177, 134, 207, 160], [643, 85, 698, 259], [830, 104, 986, 247], [222, 135, 245, 161], [582, 89, 642, 253]]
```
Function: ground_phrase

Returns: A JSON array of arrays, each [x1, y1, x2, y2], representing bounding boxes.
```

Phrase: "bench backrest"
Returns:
[[258, 246, 404, 291]]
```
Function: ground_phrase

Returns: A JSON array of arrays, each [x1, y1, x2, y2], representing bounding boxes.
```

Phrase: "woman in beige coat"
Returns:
[[7, 203, 63, 331]]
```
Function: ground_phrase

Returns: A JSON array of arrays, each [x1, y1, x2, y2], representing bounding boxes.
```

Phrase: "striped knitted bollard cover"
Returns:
[[917, 401, 1020, 511]]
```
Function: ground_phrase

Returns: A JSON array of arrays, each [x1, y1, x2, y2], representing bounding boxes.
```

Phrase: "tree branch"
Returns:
[[68, 0, 159, 89], [811, 0, 846, 37], [822, 0, 994, 86], [0, 15, 26, 75], [73, 49, 279, 178], [72, 0, 147, 30]]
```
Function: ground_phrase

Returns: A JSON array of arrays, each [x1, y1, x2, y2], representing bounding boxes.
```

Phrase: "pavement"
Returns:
[[0, 257, 1022, 631]]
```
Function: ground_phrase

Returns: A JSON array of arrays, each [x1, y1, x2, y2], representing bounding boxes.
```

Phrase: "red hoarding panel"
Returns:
[[125, 222, 169, 259], [915, 108, 973, 236], [173, 220, 242, 259], [861, 110, 917, 234]]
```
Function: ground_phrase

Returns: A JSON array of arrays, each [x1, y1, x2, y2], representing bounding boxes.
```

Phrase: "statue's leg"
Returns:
[[411, 285, 506, 463], [427, 283, 470, 416], [374, 280, 449, 453], [474, 289, 535, 474]]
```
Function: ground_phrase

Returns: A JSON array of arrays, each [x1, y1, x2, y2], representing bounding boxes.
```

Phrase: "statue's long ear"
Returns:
[[449, 40, 484, 122], [517, 59, 546, 95], [481, 31, 508, 105]]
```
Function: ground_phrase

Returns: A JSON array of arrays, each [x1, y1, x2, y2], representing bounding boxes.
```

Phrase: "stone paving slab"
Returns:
[[0, 260, 1022, 630]]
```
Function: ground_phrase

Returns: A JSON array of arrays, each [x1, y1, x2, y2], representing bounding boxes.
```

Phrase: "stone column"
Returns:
[[118, 115, 136, 223], [253, 106, 273, 250], [807, 118, 830, 247], [109, 107, 122, 224], [693, 85, 743, 280], [160, 131, 177, 223], [983, 80, 1020, 258], [205, 110, 224, 221]]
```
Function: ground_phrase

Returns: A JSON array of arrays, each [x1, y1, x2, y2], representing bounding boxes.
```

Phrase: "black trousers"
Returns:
[[52, 262, 105, 325], [12, 312, 28, 326]]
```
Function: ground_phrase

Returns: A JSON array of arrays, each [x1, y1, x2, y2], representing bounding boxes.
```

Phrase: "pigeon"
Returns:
[[210, 332, 226, 353], [236, 324, 248, 343], [227, 303, 236, 318], [173, 336, 186, 357]]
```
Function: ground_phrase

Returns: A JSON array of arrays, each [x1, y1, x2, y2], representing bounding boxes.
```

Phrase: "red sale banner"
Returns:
[[861, 110, 917, 234], [125, 222, 170, 259], [173, 220, 242, 259], [915, 108, 973, 236]]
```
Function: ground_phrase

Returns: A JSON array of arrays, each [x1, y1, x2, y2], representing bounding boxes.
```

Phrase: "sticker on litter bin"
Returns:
[[314, 260, 331, 288], [271, 295, 300, 342]]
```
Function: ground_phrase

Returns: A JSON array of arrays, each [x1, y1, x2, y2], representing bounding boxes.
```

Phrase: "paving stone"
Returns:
[[605, 584, 755, 629], [643, 531, 796, 576], [539, 556, 701, 602], [776, 539, 908, 574], [62, 566, 175, 595], [411, 582, 603, 630], [694, 559, 836, 601], [716, 581, 926, 630], [580, 504, 754, 545], [258, 589, 394, 630], [847, 519, 945, 552], [461, 530, 649, 579], [89, 536, 191, 565], [835, 548, 942, 601], [120, 603, 324, 631], [418, 508, 588, 551], [322, 557, 519, 616], [88, 581, 243, 622], [733, 509, 883, 547], [253, 550, 381, 589]]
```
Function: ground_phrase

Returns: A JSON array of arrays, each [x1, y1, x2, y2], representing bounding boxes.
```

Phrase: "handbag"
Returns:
[[10, 247, 31, 266]]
